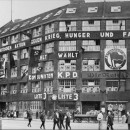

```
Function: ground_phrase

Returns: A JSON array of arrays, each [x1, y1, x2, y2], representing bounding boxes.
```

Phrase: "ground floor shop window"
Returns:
[[82, 101, 100, 114]]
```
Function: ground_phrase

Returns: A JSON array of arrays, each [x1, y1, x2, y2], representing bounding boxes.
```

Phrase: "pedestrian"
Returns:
[[27, 109, 33, 127], [24, 110, 27, 119], [97, 111, 103, 130], [107, 111, 114, 130], [36, 111, 39, 119], [14, 110, 17, 118], [53, 109, 60, 130], [65, 110, 71, 130], [59, 109, 65, 130], [16, 110, 19, 118], [40, 110, 46, 129], [126, 112, 130, 130]]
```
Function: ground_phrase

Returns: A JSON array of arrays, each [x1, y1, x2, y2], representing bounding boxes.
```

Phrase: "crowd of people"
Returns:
[[1, 109, 19, 118]]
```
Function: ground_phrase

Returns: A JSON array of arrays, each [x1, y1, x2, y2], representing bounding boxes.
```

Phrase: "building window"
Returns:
[[32, 26, 42, 38], [21, 30, 30, 41], [10, 24, 20, 31], [32, 81, 41, 93], [106, 20, 125, 30], [20, 21, 30, 27], [82, 79, 100, 93], [106, 80, 126, 92], [59, 41, 76, 51], [1, 85, 7, 95], [82, 59, 100, 71], [20, 48, 29, 59], [82, 20, 100, 31], [30, 101, 41, 111], [11, 67, 17, 77], [82, 40, 100, 51], [11, 33, 19, 44], [10, 84, 17, 94], [44, 81, 53, 94], [58, 60, 76, 71], [12, 51, 18, 60], [21, 65, 28, 78], [58, 79, 76, 93], [44, 61, 54, 72], [20, 83, 28, 93], [1, 37, 9, 47], [59, 21, 76, 32], [33, 45, 42, 50], [45, 42, 54, 53], [106, 40, 125, 48], [45, 23, 54, 34]]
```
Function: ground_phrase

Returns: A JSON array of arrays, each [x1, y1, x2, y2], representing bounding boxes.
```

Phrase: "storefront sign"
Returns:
[[39, 54, 48, 61], [58, 93, 78, 101], [31, 37, 42, 45], [0, 45, 12, 53], [105, 48, 127, 70], [34, 93, 46, 100], [82, 71, 128, 78], [58, 52, 79, 59], [28, 73, 53, 80], [58, 71, 78, 79]]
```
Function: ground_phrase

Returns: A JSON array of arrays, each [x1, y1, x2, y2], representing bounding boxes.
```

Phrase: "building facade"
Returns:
[[0, 0, 130, 118]]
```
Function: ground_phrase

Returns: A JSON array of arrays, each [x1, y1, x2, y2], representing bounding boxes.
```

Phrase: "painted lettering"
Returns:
[[31, 37, 42, 44], [45, 33, 60, 41], [14, 42, 25, 49], [100, 32, 114, 38], [0, 46, 12, 53]]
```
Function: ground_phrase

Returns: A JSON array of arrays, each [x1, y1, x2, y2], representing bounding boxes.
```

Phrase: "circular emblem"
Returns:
[[105, 49, 126, 69], [52, 94, 57, 100]]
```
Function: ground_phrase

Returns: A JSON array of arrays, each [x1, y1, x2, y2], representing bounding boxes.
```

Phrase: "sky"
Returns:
[[0, 0, 130, 27]]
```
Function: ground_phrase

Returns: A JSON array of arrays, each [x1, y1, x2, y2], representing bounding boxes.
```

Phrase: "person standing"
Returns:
[[65, 111, 71, 130], [53, 110, 60, 130], [107, 111, 114, 130], [127, 112, 130, 130], [27, 109, 33, 127], [97, 111, 103, 130], [59, 110, 65, 130], [40, 110, 46, 129]]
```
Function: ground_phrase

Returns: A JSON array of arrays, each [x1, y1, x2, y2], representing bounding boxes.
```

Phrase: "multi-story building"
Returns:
[[0, 0, 130, 118]]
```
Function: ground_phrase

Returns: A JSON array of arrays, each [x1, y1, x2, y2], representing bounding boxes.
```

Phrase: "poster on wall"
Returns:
[[104, 48, 127, 70]]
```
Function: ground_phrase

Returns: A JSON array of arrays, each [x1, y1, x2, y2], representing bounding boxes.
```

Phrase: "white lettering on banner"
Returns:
[[14, 42, 26, 49], [34, 93, 46, 100], [58, 52, 79, 58], [100, 32, 114, 38], [58, 93, 78, 101], [29, 73, 53, 80], [0, 46, 12, 52], [31, 37, 42, 44], [123, 32, 130, 38], [58, 72, 78, 79], [34, 94, 42, 99], [40, 54, 47, 61], [65, 32, 90, 38], [45, 33, 60, 41], [73, 93, 78, 101]]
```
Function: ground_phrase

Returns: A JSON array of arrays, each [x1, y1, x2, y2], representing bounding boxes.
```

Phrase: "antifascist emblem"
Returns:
[[105, 48, 126, 69]]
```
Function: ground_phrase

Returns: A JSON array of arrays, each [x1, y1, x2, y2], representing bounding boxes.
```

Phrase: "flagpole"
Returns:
[[11, 0, 12, 22]]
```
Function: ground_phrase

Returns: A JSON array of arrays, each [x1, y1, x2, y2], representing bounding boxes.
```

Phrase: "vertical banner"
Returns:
[[0, 58, 6, 78], [104, 48, 127, 70]]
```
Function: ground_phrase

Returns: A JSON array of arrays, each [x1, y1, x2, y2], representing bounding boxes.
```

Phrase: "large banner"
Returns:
[[0, 58, 6, 78], [104, 48, 127, 70]]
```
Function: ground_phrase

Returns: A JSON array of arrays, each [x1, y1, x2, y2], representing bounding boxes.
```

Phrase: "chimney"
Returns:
[[70, 0, 85, 4]]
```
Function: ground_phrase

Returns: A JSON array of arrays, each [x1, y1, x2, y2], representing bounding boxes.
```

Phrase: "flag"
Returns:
[[0, 58, 5, 78], [10, 52, 15, 68], [81, 47, 85, 53], [22, 31, 32, 39], [29, 49, 42, 67], [36, 66, 43, 73], [21, 69, 28, 79]]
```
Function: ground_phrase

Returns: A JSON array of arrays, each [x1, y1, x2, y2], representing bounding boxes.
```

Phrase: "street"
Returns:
[[1, 118, 128, 129]]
